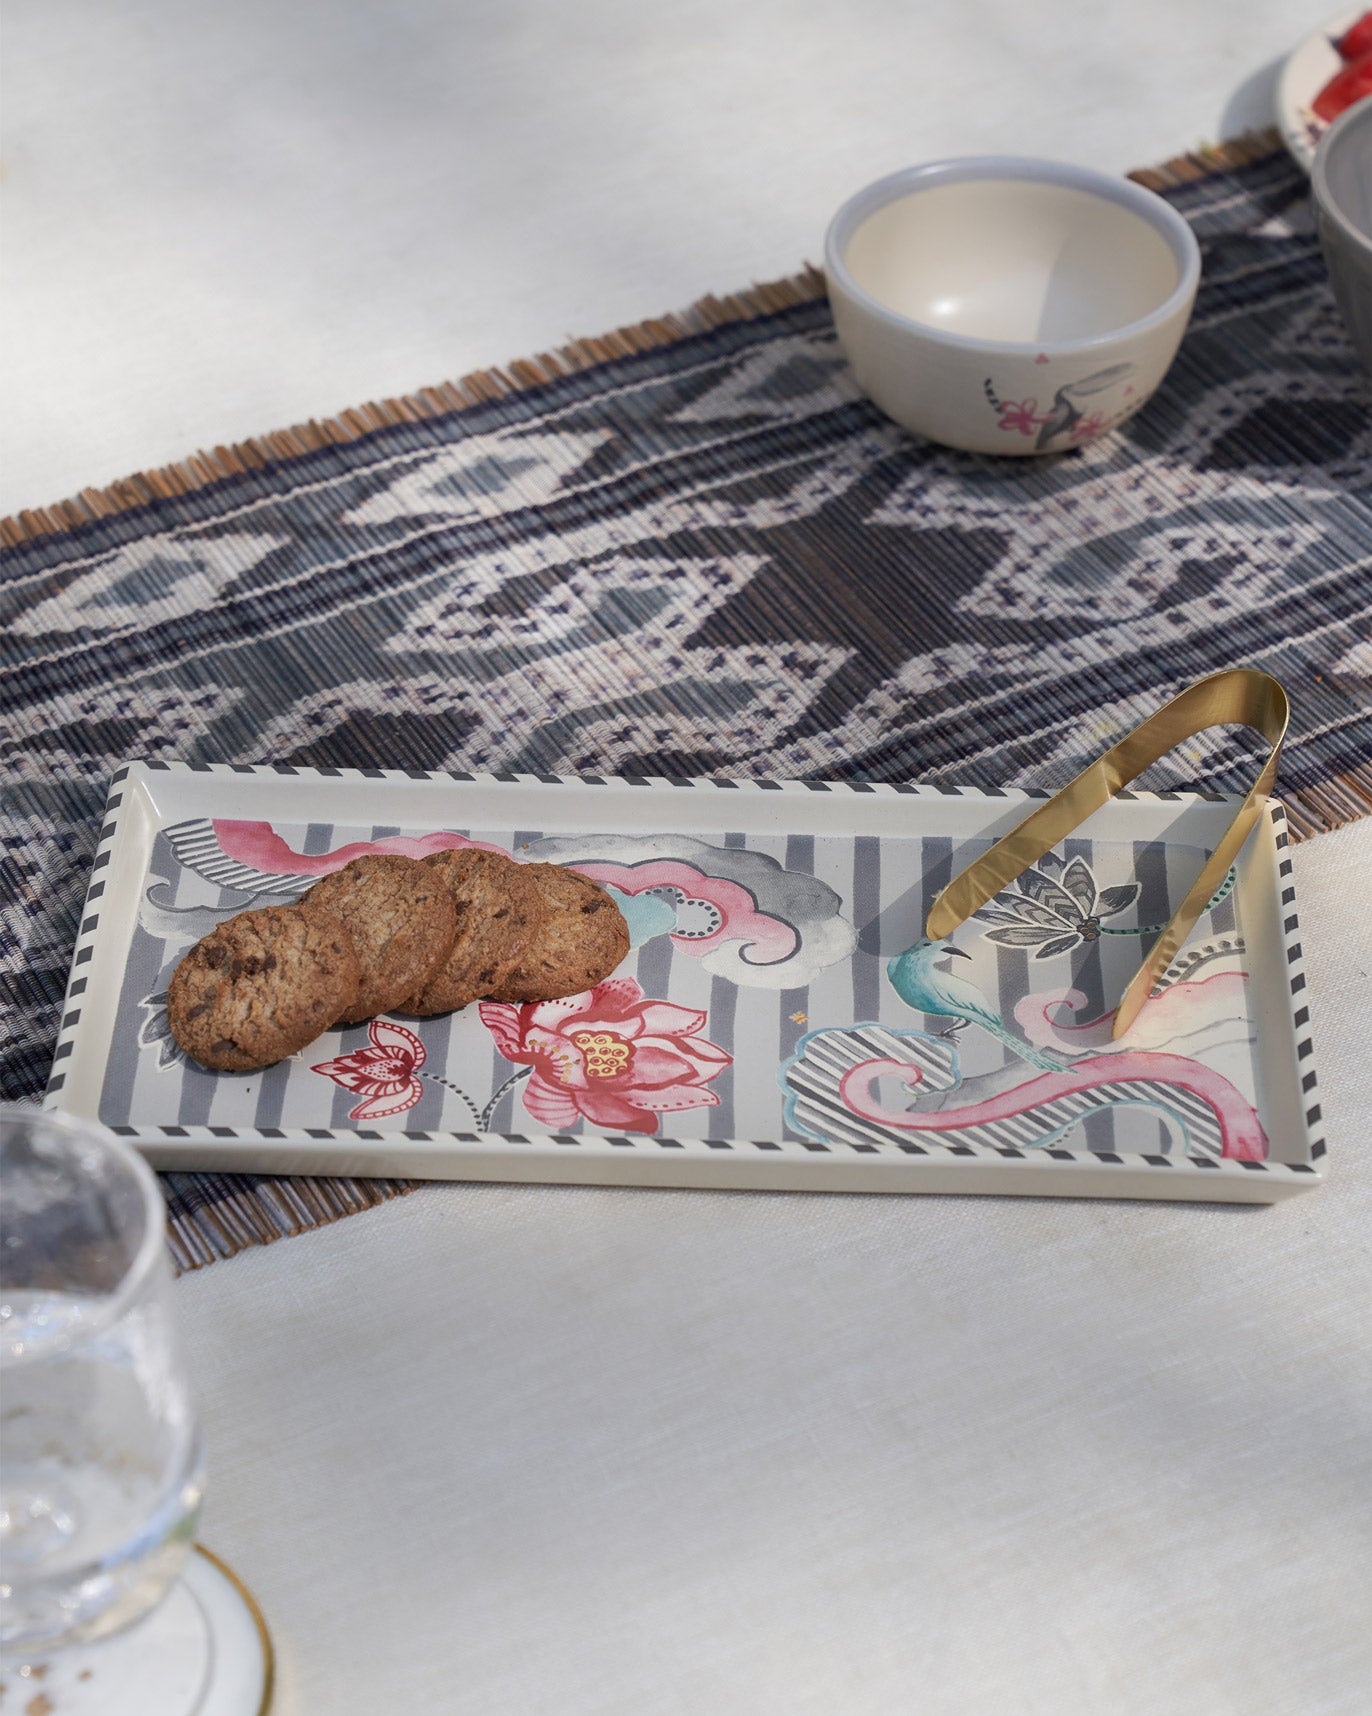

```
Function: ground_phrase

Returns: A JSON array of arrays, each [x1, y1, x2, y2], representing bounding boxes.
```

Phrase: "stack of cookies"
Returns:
[[167, 849, 630, 1073]]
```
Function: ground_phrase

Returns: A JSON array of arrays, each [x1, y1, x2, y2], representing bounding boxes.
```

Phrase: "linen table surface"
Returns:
[[3, 2, 1371, 1708]]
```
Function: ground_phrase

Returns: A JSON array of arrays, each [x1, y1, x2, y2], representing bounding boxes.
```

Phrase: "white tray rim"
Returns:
[[41, 760, 1326, 1203]]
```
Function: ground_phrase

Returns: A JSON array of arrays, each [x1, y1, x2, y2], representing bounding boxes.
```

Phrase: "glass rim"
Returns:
[[0, 1103, 167, 1357]]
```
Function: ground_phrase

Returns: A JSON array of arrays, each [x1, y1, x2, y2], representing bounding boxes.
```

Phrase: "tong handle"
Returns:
[[925, 668, 1289, 1039]]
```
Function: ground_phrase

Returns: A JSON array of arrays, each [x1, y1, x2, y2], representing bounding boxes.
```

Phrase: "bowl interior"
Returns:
[[1320, 99, 1372, 245], [842, 178, 1181, 344]]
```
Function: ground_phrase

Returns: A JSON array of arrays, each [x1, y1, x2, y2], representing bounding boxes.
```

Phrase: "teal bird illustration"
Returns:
[[886, 937, 1067, 1072]]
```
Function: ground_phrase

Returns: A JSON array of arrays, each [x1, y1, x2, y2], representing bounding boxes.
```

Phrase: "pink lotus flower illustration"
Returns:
[[312, 1017, 528, 1129], [311, 1019, 428, 1121], [479, 977, 731, 1134]]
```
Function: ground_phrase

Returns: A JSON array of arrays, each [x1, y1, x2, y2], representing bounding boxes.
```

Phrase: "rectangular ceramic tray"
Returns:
[[43, 761, 1326, 1202]]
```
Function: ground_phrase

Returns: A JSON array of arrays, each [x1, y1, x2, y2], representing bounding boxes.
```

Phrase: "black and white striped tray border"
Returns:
[[45, 761, 135, 1104], [43, 763, 1321, 1183], [1270, 799, 1325, 1165], [124, 758, 1247, 803]]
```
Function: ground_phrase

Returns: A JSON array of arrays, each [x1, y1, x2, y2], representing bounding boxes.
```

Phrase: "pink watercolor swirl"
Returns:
[[838, 1050, 1268, 1160], [212, 819, 506, 876], [572, 860, 797, 964], [479, 977, 731, 1135], [1014, 974, 1251, 1054]]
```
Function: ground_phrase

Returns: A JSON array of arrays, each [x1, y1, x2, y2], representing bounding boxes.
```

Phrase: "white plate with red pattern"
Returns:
[[1276, 8, 1365, 172]]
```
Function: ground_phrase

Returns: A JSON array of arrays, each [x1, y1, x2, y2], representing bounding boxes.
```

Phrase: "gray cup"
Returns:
[[1313, 95, 1372, 376]]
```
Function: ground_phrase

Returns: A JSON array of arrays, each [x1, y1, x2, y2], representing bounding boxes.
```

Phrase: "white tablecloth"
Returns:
[[8, 4, 1370, 1709], [0, 0, 1321, 516], [177, 818, 1372, 1716]]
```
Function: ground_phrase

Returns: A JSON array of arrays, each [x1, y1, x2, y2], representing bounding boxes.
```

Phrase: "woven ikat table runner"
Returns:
[[3, 133, 1370, 1266]]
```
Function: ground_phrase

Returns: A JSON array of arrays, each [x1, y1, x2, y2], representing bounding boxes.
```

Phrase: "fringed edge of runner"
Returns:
[[0, 270, 828, 550], [165, 1176, 418, 1273], [0, 128, 1291, 551], [1125, 124, 1288, 191], [1277, 766, 1372, 839]]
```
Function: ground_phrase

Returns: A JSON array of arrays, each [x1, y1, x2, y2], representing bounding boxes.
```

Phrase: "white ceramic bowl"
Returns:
[[825, 158, 1202, 456], [1312, 94, 1372, 375]]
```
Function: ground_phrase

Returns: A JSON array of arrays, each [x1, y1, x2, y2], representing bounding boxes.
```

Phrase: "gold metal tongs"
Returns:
[[925, 669, 1290, 1039]]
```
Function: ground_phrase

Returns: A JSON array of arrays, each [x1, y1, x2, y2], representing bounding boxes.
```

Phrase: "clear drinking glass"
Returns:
[[0, 1105, 205, 1654]]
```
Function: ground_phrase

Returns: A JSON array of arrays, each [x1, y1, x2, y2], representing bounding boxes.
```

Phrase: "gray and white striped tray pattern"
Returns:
[[43, 764, 1323, 1194]]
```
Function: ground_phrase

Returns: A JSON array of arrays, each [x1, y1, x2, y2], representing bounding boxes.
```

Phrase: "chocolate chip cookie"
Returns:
[[300, 854, 457, 1025], [405, 848, 544, 1016], [489, 863, 629, 1003], [168, 905, 361, 1072]]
